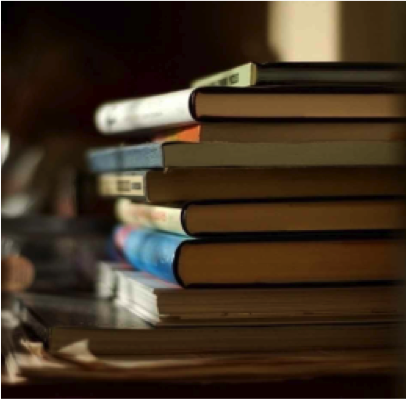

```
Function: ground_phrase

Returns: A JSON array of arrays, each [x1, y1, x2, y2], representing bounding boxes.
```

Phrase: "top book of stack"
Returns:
[[190, 62, 405, 88]]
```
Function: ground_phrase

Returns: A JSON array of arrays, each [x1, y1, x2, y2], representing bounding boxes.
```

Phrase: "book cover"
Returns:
[[114, 226, 401, 287], [94, 86, 403, 134], [87, 141, 405, 173], [97, 167, 405, 202], [18, 293, 400, 356], [114, 270, 401, 327], [153, 121, 406, 144], [115, 198, 405, 237], [191, 62, 405, 88]]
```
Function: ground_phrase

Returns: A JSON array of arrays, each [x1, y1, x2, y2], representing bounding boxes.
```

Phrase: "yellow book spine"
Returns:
[[191, 63, 255, 88]]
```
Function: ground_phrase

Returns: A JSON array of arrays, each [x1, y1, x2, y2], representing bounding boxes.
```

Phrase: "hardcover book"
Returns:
[[87, 141, 405, 173], [18, 293, 400, 356], [190, 62, 405, 88], [97, 167, 404, 202], [112, 269, 401, 327], [115, 198, 404, 237], [154, 121, 406, 144], [94, 86, 403, 134], [114, 226, 402, 287]]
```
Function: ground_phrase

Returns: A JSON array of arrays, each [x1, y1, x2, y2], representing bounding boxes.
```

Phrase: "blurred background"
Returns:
[[1, 1, 405, 217]]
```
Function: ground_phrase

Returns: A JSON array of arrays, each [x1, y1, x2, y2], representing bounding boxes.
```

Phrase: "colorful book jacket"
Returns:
[[113, 225, 193, 285], [116, 199, 186, 236], [112, 225, 398, 287], [154, 125, 201, 143]]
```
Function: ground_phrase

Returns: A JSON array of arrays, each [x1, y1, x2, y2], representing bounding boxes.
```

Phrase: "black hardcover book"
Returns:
[[191, 62, 405, 88]]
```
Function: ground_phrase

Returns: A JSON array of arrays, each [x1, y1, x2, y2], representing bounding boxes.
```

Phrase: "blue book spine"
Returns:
[[122, 144, 164, 170], [120, 228, 192, 285], [87, 144, 164, 173], [87, 148, 120, 173]]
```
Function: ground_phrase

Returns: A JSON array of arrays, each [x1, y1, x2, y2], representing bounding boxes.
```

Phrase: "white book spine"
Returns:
[[95, 89, 195, 134]]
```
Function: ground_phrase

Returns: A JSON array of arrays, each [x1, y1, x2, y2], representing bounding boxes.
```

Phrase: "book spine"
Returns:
[[116, 199, 187, 236], [95, 262, 131, 299], [191, 63, 255, 88], [154, 125, 202, 143], [115, 272, 132, 305], [99, 172, 148, 200], [94, 89, 196, 134], [87, 148, 121, 173], [115, 226, 190, 285], [88, 145, 164, 172]]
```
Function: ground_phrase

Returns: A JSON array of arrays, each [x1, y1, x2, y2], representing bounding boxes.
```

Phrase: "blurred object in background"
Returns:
[[1, 237, 35, 293], [52, 167, 115, 218], [1, 133, 114, 217], [1, 255, 35, 293], [2, 130, 10, 165], [2, 146, 45, 217], [2, 217, 113, 294]]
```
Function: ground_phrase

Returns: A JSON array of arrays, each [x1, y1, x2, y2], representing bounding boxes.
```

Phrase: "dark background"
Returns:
[[1, 2, 404, 216], [2, 2, 274, 140], [1, 2, 275, 215]]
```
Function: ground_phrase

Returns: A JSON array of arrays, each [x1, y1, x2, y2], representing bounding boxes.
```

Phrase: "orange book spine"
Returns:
[[153, 125, 202, 143]]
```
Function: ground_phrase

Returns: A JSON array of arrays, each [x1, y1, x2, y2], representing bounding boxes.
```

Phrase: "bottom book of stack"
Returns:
[[17, 279, 403, 357]]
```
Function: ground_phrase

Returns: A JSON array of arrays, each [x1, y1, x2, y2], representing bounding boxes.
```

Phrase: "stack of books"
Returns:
[[20, 63, 405, 357]]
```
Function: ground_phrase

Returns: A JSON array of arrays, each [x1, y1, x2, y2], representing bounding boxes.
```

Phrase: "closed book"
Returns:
[[190, 62, 405, 88], [95, 261, 132, 298], [94, 86, 403, 134], [113, 269, 402, 327], [115, 226, 402, 287], [18, 293, 400, 356], [115, 198, 405, 237], [87, 142, 405, 173], [154, 121, 406, 144], [97, 167, 404, 203]]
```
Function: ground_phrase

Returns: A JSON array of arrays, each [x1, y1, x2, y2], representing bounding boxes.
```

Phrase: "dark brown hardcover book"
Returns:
[[114, 270, 402, 327], [97, 167, 404, 203], [116, 198, 404, 236], [19, 294, 401, 356], [95, 86, 404, 134]]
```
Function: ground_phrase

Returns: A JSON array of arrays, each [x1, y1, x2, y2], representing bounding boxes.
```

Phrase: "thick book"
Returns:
[[190, 62, 405, 88], [97, 167, 404, 202], [154, 120, 406, 144], [113, 269, 402, 327], [87, 142, 404, 173], [115, 198, 405, 237], [114, 226, 402, 287], [94, 86, 403, 134], [18, 293, 400, 356]]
